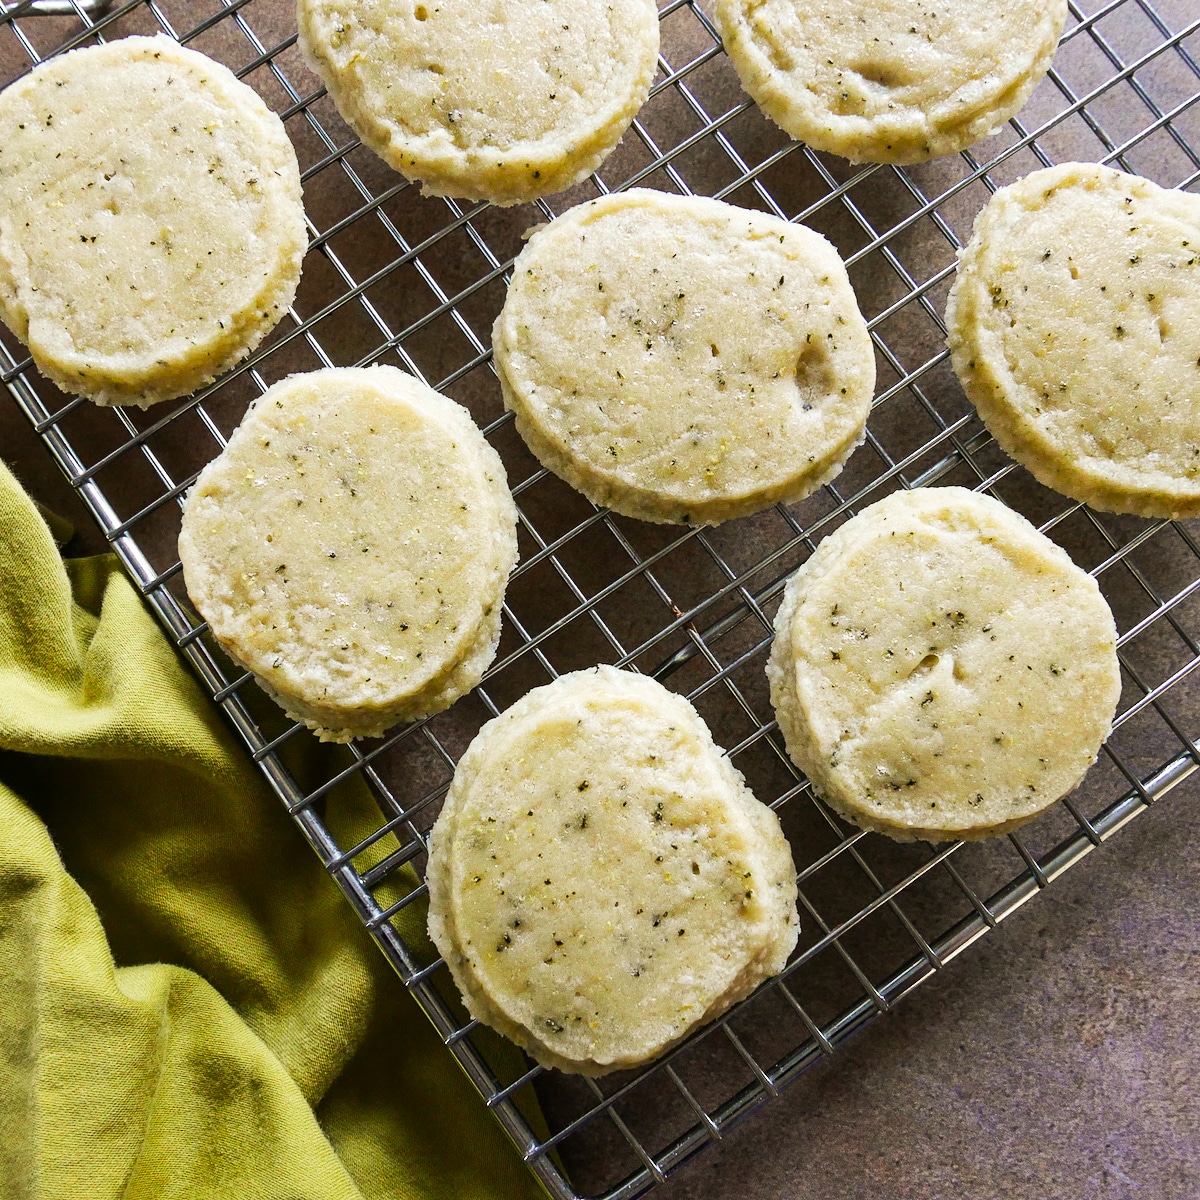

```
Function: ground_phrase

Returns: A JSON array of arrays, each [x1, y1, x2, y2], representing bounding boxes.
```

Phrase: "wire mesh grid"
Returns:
[[3, 0, 1200, 1195]]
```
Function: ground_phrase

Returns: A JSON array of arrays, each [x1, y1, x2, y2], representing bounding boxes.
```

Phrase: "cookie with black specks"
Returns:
[[0, 36, 305, 407], [767, 487, 1121, 842], [715, 0, 1067, 164], [948, 162, 1200, 519], [297, 0, 659, 205], [426, 666, 799, 1075], [493, 189, 874, 525], [179, 366, 518, 741]]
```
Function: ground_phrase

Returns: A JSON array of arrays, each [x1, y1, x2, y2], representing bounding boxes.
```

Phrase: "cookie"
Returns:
[[297, 0, 659, 206], [947, 162, 1200, 519], [767, 487, 1121, 842], [426, 665, 800, 1075], [715, 0, 1067, 164], [0, 35, 306, 408], [492, 189, 874, 525], [178, 366, 518, 742]]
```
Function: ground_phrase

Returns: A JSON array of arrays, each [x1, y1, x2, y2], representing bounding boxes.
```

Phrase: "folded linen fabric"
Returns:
[[0, 458, 540, 1200]]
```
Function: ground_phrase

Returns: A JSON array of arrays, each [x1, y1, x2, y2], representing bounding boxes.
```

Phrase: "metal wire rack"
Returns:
[[3, 1, 1199, 1196]]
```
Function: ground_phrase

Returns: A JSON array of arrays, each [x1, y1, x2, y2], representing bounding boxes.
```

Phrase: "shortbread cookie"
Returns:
[[493, 190, 874, 524], [297, 0, 659, 205], [427, 666, 799, 1075], [0, 36, 305, 408], [715, 0, 1067, 164], [179, 366, 518, 741], [947, 163, 1200, 519], [768, 487, 1121, 842]]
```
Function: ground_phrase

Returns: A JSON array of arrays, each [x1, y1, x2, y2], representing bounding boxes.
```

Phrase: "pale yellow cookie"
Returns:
[[297, 0, 659, 205], [493, 189, 874, 525], [715, 0, 1067, 164], [947, 163, 1200, 519], [0, 36, 305, 408], [179, 366, 518, 741], [426, 666, 799, 1075], [767, 487, 1121, 842]]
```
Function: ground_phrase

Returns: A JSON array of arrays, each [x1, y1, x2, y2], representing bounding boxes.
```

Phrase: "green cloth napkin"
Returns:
[[0, 458, 544, 1200]]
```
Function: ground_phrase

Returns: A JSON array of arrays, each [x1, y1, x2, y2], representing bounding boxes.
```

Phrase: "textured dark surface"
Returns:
[[654, 778, 1200, 1200]]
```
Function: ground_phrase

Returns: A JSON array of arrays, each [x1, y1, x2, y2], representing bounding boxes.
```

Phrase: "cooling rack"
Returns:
[[3, 1, 1199, 1196]]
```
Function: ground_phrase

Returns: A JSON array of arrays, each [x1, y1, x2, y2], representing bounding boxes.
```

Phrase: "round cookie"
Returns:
[[714, 0, 1067, 164], [179, 366, 518, 742], [426, 665, 799, 1075], [297, 0, 659, 206], [0, 36, 306, 408], [767, 487, 1121, 843], [947, 162, 1200, 519], [492, 190, 875, 525]]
